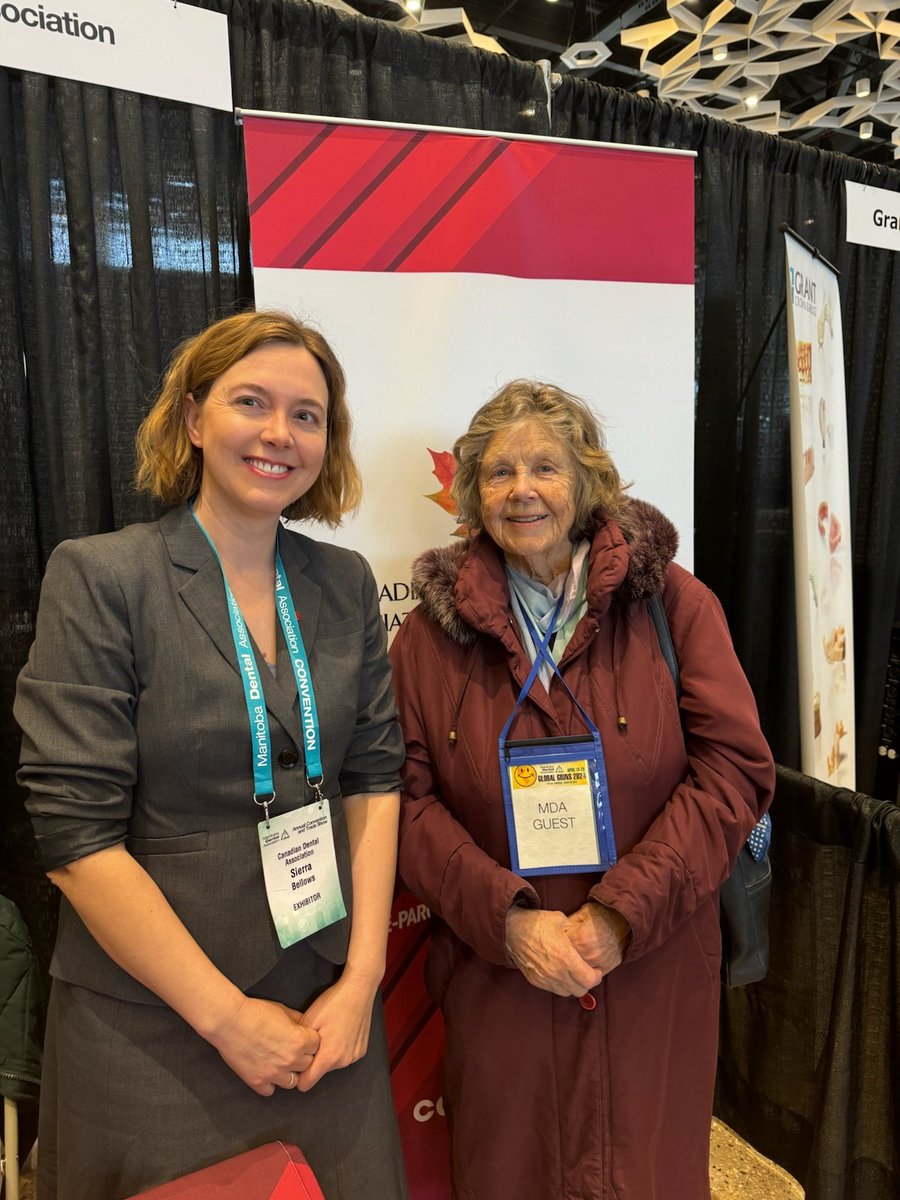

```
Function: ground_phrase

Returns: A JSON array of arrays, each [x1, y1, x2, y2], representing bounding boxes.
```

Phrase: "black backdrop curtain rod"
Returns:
[[737, 221, 840, 416]]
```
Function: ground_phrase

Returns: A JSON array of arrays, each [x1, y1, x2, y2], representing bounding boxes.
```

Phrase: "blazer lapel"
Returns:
[[160, 507, 318, 752], [162, 506, 244, 684], [275, 521, 321, 678]]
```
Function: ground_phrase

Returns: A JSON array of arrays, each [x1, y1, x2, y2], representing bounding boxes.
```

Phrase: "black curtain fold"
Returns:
[[717, 766, 899, 1199], [227, 0, 549, 130]]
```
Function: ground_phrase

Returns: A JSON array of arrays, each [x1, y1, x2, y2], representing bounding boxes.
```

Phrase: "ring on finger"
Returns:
[[287, 1071, 296, 1089]]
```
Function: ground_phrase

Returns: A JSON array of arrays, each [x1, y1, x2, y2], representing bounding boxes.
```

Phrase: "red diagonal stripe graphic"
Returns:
[[244, 118, 694, 282], [396, 139, 556, 274], [291, 135, 490, 272], [290, 133, 427, 270], [389, 999, 440, 1076], [266, 130, 421, 270], [449, 144, 694, 282], [248, 124, 415, 268], [384, 140, 510, 272], [247, 122, 334, 216]]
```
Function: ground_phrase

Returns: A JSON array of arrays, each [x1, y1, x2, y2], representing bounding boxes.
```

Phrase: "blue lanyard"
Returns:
[[190, 506, 324, 822], [500, 597, 600, 746]]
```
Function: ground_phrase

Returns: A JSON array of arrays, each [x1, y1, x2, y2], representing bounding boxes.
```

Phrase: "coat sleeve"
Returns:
[[390, 612, 539, 967], [15, 538, 139, 871], [589, 566, 775, 961]]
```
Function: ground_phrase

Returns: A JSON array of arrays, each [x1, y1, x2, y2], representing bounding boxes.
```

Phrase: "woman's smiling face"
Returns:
[[478, 419, 578, 584], [184, 342, 329, 524]]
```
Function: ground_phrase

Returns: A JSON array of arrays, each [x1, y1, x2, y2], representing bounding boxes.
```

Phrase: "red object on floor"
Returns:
[[126, 1142, 325, 1199]]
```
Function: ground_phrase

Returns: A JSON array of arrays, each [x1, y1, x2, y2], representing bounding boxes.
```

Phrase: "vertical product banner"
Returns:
[[785, 232, 856, 787], [243, 113, 695, 1198]]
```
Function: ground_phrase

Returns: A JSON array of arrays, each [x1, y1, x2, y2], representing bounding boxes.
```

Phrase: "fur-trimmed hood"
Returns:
[[411, 498, 679, 646]]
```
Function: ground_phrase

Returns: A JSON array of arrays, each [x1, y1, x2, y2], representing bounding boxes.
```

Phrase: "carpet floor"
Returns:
[[11, 1119, 804, 1198]]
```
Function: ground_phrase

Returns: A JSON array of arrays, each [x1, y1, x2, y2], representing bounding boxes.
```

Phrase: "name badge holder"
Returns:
[[499, 601, 617, 877], [190, 505, 346, 947]]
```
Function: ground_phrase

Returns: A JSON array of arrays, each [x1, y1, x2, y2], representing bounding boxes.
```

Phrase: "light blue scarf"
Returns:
[[507, 540, 590, 689]]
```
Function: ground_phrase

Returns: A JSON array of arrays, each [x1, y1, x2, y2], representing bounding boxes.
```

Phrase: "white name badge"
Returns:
[[258, 800, 347, 949], [500, 735, 617, 876]]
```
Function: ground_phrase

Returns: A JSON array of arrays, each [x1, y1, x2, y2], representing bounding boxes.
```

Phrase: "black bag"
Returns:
[[647, 594, 771, 987]]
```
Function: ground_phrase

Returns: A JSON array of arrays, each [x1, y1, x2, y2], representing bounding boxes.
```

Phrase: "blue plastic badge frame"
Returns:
[[500, 732, 617, 877]]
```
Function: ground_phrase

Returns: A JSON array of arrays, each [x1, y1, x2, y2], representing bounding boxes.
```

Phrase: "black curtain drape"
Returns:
[[717, 765, 899, 1200], [552, 80, 900, 802]]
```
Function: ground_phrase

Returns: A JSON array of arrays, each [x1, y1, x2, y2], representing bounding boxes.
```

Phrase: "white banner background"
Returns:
[[257, 266, 694, 635]]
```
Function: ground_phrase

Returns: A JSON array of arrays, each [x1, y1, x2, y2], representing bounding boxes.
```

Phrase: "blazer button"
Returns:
[[278, 749, 300, 769]]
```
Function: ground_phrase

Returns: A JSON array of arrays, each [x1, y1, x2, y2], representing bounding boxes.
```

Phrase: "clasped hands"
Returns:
[[208, 970, 378, 1096], [505, 902, 631, 997]]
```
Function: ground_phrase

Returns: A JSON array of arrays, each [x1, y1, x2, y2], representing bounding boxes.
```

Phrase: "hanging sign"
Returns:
[[0, 0, 232, 111], [845, 180, 900, 252], [785, 231, 856, 787]]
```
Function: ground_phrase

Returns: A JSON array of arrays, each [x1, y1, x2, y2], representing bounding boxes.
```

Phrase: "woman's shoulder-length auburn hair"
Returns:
[[450, 379, 630, 540], [135, 309, 361, 528]]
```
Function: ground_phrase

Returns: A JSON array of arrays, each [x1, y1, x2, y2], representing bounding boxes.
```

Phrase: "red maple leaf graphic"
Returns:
[[425, 449, 468, 537]]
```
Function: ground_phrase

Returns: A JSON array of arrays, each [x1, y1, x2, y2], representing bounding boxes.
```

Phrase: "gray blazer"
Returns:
[[15, 505, 404, 1005]]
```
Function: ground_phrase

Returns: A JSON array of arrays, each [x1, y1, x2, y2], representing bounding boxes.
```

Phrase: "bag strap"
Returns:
[[646, 593, 772, 866], [646, 593, 680, 702]]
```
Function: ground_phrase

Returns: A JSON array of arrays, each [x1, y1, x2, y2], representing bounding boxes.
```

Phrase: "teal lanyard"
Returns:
[[190, 505, 325, 822]]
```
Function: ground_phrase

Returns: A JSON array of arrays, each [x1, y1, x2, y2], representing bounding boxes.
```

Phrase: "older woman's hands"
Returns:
[[563, 902, 631, 976], [505, 907, 604, 996]]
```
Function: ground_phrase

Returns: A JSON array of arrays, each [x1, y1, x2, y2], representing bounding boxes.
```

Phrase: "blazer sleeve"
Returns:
[[336, 552, 405, 798], [390, 611, 539, 967], [15, 538, 139, 871], [589, 566, 775, 960]]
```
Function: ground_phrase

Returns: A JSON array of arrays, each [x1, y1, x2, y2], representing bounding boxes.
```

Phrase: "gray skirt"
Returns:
[[38, 944, 407, 1200]]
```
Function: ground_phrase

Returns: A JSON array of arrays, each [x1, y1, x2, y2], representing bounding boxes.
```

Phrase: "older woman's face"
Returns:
[[478, 419, 577, 584]]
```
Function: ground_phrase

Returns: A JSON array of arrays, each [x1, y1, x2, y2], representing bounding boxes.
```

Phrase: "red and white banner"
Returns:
[[244, 114, 696, 633], [383, 891, 448, 1199], [243, 112, 695, 1196]]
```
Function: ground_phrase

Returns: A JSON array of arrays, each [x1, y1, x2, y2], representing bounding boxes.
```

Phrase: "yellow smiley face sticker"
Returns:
[[512, 764, 537, 788]]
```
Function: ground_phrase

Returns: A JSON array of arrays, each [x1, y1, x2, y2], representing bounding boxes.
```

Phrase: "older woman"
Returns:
[[15, 311, 407, 1199], [389, 380, 774, 1200]]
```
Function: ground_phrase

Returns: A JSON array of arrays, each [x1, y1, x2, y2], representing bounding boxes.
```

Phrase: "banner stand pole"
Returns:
[[782, 222, 841, 278], [737, 222, 839, 422]]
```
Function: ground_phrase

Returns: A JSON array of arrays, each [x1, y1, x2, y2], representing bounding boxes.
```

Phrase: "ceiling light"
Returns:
[[855, 77, 870, 99], [745, 93, 760, 109], [406, 0, 421, 9], [712, 46, 727, 62], [860, 120, 873, 139]]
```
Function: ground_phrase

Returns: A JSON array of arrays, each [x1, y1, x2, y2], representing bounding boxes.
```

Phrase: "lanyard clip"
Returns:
[[254, 791, 276, 827], [308, 777, 327, 809]]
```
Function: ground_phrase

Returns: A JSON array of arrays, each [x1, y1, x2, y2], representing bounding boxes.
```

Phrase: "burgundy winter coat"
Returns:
[[389, 501, 775, 1200]]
